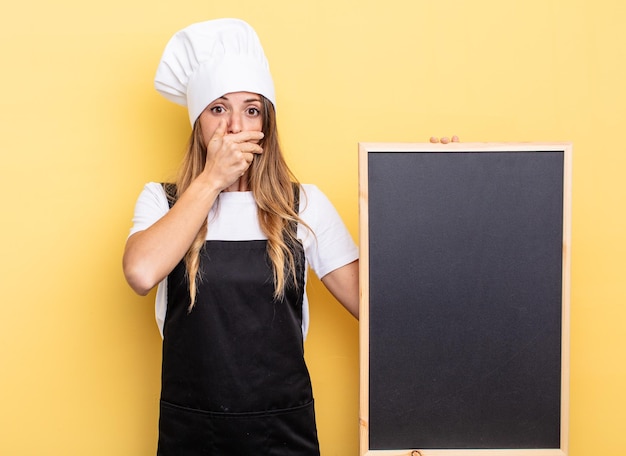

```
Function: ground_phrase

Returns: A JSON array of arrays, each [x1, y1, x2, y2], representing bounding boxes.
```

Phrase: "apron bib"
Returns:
[[157, 188, 319, 455]]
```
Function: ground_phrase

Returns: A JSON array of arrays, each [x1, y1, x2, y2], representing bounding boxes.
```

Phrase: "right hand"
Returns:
[[202, 119, 264, 190]]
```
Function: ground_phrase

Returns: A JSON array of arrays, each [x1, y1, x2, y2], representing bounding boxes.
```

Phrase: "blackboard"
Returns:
[[358, 143, 571, 456]]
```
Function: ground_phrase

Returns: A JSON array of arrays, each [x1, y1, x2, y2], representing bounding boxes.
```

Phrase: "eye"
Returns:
[[246, 107, 261, 116], [210, 105, 226, 114]]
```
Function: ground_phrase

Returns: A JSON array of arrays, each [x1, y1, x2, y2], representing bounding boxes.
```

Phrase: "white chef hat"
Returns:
[[154, 18, 276, 126]]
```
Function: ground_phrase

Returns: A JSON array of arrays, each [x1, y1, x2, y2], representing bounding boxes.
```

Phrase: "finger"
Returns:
[[208, 119, 228, 152], [429, 136, 440, 144], [213, 118, 227, 139], [451, 135, 460, 142], [229, 130, 265, 144], [239, 141, 264, 155], [440, 137, 450, 144], [243, 152, 255, 165]]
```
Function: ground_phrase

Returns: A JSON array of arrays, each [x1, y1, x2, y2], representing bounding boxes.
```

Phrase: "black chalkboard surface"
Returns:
[[358, 143, 571, 456]]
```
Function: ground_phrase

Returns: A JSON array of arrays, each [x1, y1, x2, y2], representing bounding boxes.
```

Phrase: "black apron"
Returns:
[[157, 186, 319, 456]]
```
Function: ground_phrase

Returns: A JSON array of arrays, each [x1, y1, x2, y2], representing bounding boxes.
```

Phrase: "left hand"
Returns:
[[430, 135, 460, 144]]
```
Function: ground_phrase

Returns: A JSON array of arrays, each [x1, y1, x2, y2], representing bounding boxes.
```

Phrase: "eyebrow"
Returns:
[[218, 95, 262, 103]]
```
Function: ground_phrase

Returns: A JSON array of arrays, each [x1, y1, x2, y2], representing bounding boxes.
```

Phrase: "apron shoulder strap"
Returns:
[[290, 182, 300, 236], [162, 182, 177, 209], [292, 182, 300, 211]]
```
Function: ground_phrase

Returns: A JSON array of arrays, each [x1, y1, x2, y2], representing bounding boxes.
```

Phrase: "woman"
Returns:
[[123, 19, 359, 455]]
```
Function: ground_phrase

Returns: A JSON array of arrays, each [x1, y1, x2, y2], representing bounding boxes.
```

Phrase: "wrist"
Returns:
[[184, 176, 222, 207]]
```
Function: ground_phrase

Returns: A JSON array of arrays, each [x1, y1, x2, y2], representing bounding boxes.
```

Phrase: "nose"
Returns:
[[227, 113, 242, 134]]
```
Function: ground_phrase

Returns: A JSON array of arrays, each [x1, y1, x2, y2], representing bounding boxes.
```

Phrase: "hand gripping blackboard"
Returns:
[[358, 143, 572, 456]]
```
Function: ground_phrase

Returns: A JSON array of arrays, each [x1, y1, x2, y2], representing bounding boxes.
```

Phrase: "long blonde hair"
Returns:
[[174, 96, 306, 310]]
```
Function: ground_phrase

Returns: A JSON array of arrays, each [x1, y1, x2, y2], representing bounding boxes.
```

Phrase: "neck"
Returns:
[[223, 173, 250, 192]]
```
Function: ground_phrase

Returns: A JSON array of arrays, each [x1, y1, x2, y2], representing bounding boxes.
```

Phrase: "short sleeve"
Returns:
[[298, 184, 359, 279], [127, 182, 170, 337]]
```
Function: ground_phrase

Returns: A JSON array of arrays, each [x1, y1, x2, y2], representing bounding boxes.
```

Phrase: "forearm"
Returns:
[[123, 178, 221, 295]]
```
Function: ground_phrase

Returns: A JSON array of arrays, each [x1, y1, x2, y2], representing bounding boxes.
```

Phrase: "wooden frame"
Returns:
[[358, 143, 572, 456]]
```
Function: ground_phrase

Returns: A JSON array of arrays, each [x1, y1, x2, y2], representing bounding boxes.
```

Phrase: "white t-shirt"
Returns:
[[129, 182, 359, 339]]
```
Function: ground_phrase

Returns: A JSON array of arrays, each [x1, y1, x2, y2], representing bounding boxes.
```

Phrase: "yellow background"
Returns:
[[1, 0, 624, 455]]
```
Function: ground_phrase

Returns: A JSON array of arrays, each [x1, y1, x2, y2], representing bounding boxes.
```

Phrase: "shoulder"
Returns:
[[128, 182, 169, 236], [136, 182, 169, 212], [140, 182, 168, 201], [297, 183, 345, 230], [298, 184, 333, 213]]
